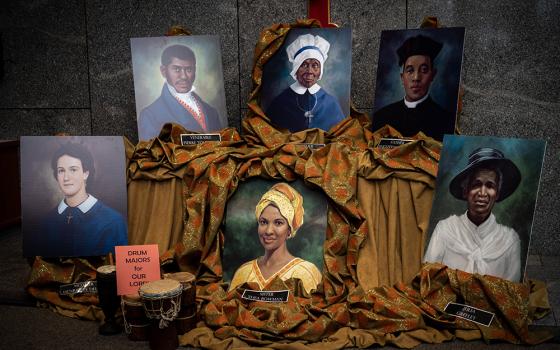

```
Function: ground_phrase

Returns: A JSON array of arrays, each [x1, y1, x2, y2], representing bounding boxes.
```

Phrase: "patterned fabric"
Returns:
[[24, 20, 552, 349], [255, 182, 304, 237]]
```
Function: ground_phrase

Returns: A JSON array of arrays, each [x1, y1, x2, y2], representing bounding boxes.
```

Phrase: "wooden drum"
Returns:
[[164, 272, 197, 334], [139, 279, 182, 350], [121, 293, 149, 341]]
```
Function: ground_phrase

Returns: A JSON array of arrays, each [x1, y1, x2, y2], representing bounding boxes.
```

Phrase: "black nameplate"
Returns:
[[241, 289, 289, 303], [377, 138, 414, 149], [180, 133, 222, 145], [444, 302, 495, 327], [59, 280, 97, 296], [294, 143, 325, 150]]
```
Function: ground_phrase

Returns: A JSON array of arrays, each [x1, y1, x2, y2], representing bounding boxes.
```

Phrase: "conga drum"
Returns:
[[121, 293, 149, 341], [96, 265, 121, 335], [164, 272, 197, 334], [139, 279, 182, 350]]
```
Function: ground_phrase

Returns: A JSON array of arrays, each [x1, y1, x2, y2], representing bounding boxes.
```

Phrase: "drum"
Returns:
[[164, 272, 197, 334], [96, 265, 121, 335], [139, 279, 182, 350], [164, 272, 196, 306], [121, 293, 149, 341]]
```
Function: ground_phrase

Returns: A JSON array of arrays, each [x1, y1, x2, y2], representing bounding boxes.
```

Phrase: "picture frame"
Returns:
[[131, 35, 228, 140], [424, 135, 546, 282], [371, 27, 465, 141], [21, 136, 129, 257]]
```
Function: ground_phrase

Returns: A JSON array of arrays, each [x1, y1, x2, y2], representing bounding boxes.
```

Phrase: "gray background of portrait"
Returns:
[[20, 136, 128, 256], [260, 27, 352, 117], [372, 27, 465, 114], [0, 1, 559, 256], [222, 178, 327, 283], [426, 135, 547, 281]]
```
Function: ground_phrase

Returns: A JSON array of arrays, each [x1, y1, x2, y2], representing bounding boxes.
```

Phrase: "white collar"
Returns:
[[404, 93, 429, 108], [290, 82, 321, 95], [58, 195, 98, 214], [461, 212, 496, 240], [166, 82, 195, 98]]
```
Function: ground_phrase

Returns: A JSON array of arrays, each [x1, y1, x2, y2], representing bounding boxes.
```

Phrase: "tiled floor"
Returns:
[[1, 226, 558, 349]]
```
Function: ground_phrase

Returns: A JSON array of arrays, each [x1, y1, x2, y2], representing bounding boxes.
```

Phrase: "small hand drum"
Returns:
[[96, 265, 121, 335], [139, 279, 182, 329], [164, 272, 197, 334], [121, 293, 149, 341]]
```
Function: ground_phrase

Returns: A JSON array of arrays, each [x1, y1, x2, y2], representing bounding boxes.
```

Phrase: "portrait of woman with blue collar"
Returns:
[[23, 140, 128, 257]]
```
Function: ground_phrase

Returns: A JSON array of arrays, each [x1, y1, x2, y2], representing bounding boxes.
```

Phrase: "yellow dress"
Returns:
[[229, 257, 321, 294]]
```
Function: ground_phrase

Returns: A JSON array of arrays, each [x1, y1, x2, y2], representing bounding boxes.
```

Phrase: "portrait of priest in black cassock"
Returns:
[[265, 33, 346, 133], [372, 29, 464, 141]]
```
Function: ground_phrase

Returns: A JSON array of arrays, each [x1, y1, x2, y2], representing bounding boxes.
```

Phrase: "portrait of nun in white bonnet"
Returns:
[[261, 28, 352, 133]]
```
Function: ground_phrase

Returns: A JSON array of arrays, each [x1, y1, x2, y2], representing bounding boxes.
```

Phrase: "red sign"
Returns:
[[115, 244, 160, 295]]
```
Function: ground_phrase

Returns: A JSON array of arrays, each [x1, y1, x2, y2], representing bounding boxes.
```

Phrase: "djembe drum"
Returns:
[[121, 293, 149, 341], [164, 272, 197, 334], [139, 279, 182, 350], [96, 265, 122, 335]]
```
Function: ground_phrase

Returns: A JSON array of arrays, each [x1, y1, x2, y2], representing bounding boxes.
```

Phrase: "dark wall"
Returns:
[[1, 0, 558, 254]]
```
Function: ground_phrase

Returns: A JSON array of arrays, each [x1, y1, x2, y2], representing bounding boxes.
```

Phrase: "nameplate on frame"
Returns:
[[180, 133, 222, 145], [295, 143, 326, 150], [444, 302, 495, 327], [377, 138, 414, 149], [241, 289, 289, 303], [59, 280, 97, 296]]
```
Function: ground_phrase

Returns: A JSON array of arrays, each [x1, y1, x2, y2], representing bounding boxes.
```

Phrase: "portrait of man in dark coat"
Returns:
[[372, 28, 465, 141], [131, 36, 228, 140]]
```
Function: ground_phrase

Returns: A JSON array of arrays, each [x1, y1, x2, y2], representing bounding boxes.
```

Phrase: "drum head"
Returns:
[[139, 279, 182, 299], [122, 293, 142, 305], [97, 265, 116, 274], [164, 272, 195, 284]]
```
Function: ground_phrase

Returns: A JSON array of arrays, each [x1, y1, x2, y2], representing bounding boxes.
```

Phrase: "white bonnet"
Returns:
[[286, 34, 330, 81]]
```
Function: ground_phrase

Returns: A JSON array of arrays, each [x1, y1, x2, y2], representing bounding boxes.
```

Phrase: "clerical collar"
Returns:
[[290, 82, 321, 95], [404, 93, 429, 108], [58, 195, 98, 214]]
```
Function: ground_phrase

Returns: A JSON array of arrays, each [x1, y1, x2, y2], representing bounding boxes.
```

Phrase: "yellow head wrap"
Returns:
[[255, 183, 304, 238]]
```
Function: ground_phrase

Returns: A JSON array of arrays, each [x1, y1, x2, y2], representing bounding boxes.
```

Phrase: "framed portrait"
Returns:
[[424, 135, 546, 282], [131, 35, 228, 140], [260, 27, 352, 133], [21, 136, 129, 257], [222, 178, 327, 293], [371, 27, 465, 141]]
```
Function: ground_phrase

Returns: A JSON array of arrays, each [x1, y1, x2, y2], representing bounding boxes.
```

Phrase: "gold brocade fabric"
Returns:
[[24, 20, 553, 348], [357, 125, 441, 289], [24, 120, 553, 346]]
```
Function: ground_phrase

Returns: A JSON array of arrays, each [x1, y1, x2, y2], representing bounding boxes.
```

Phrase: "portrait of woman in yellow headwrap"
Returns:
[[227, 182, 323, 294]]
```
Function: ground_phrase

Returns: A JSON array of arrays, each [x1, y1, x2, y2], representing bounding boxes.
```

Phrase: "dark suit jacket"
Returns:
[[138, 85, 224, 140]]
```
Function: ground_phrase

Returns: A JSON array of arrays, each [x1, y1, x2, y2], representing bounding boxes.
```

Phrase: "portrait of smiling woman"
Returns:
[[21, 137, 128, 258], [225, 181, 327, 294]]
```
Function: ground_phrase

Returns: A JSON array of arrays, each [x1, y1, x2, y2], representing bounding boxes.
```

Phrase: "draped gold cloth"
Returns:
[[25, 19, 553, 348]]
